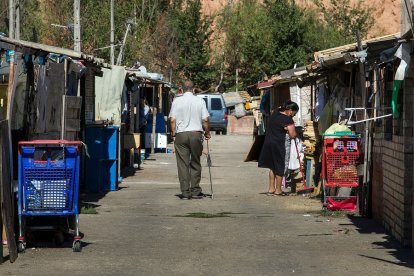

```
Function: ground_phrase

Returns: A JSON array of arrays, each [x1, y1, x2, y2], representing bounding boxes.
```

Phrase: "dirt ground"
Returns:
[[2, 134, 414, 275]]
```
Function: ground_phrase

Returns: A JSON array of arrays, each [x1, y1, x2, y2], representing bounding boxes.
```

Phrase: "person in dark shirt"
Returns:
[[258, 100, 299, 196]]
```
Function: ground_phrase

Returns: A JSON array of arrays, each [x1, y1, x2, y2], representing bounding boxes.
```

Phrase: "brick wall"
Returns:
[[227, 115, 254, 135], [380, 137, 411, 246], [372, 60, 414, 247]]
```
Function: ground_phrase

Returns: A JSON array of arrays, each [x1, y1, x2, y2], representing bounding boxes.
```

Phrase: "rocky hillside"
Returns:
[[201, 0, 400, 39]]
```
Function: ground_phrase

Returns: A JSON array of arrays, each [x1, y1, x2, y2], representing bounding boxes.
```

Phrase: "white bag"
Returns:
[[288, 138, 304, 171]]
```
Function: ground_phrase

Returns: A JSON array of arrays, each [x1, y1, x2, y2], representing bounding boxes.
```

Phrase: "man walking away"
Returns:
[[169, 80, 211, 200]]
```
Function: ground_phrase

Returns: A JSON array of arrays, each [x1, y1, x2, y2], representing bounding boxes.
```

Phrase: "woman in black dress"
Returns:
[[258, 101, 299, 195]]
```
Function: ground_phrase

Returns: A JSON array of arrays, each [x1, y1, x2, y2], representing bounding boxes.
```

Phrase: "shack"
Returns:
[[309, 31, 413, 247], [0, 35, 107, 262]]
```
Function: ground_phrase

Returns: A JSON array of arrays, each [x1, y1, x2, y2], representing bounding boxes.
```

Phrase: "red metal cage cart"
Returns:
[[322, 133, 361, 211]]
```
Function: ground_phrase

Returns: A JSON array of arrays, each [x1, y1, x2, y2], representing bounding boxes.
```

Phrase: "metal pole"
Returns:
[[61, 59, 68, 140], [356, 30, 366, 105], [8, 0, 15, 39], [141, 0, 144, 19], [151, 107, 156, 154], [15, 0, 19, 39], [110, 0, 115, 65], [206, 140, 214, 199], [356, 30, 369, 216], [116, 22, 131, 66], [6, 51, 15, 177], [74, 0, 81, 52], [236, 68, 238, 93], [296, 84, 302, 126]]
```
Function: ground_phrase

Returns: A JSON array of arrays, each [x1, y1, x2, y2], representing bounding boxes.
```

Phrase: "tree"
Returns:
[[2, 0, 376, 92], [17, 0, 170, 67], [218, 0, 311, 88], [217, 0, 272, 90], [313, 0, 374, 43], [169, 0, 216, 90]]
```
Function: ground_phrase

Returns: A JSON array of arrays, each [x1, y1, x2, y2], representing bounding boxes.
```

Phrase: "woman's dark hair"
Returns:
[[279, 100, 299, 112]]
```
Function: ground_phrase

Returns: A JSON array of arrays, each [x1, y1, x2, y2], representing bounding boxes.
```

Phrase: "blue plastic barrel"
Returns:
[[84, 126, 119, 193]]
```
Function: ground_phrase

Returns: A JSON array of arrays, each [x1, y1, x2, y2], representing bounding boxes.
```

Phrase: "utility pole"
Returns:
[[74, 0, 81, 52], [15, 0, 20, 39], [110, 0, 115, 65], [8, 0, 15, 39], [141, 0, 144, 19], [236, 68, 238, 93]]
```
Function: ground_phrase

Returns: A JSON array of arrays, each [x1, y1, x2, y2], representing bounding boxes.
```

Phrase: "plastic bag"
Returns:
[[324, 123, 351, 135]]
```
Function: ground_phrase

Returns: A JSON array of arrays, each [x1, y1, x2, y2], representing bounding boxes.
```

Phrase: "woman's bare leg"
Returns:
[[275, 175, 283, 194], [268, 170, 276, 193]]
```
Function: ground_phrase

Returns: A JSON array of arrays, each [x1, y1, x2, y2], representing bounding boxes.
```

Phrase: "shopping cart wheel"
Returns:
[[18, 241, 26, 253], [72, 240, 82, 252]]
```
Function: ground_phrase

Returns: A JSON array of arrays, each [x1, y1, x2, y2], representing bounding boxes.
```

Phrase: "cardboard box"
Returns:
[[123, 133, 141, 149]]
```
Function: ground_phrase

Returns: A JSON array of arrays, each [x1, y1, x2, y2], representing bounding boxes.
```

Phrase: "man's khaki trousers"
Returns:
[[174, 131, 203, 197]]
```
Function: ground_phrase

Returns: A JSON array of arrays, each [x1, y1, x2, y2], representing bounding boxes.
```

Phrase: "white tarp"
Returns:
[[95, 66, 126, 125], [222, 92, 245, 107]]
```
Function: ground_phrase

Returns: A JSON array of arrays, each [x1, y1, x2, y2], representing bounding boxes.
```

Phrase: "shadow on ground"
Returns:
[[348, 215, 414, 269]]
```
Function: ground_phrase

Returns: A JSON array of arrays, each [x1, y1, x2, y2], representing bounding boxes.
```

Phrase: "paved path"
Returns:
[[2, 134, 414, 275]]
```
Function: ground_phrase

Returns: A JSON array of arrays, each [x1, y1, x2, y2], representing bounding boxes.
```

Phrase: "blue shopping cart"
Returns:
[[18, 140, 82, 252]]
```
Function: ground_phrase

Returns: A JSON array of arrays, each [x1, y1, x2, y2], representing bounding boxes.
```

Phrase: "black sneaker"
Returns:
[[178, 194, 191, 200], [191, 193, 205, 199]]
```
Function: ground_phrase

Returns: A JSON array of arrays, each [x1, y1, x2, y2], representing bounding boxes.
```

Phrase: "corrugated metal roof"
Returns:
[[314, 32, 400, 63], [0, 36, 107, 66]]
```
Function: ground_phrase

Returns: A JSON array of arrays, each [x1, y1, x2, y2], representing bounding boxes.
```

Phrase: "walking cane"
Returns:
[[206, 140, 214, 199]]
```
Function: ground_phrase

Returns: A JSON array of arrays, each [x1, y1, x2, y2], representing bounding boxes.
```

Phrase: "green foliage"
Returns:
[[80, 204, 98, 214], [265, 0, 309, 73], [18, 0, 169, 66], [217, 0, 373, 89], [301, 9, 349, 52], [313, 0, 374, 43], [169, 0, 216, 90], [217, 1, 271, 90], [218, 0, 312, 88], [2, 0, 375, 91]]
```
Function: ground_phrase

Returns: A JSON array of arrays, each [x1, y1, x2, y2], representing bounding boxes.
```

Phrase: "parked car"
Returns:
[[197, 93, 228, 135]]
